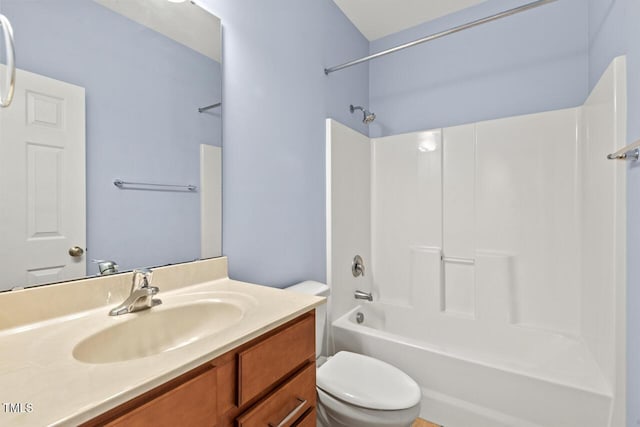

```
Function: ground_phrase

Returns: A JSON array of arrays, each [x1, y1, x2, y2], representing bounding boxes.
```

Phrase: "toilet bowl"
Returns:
[[286, 281, 421, 427], [316, 351, 421, 427]]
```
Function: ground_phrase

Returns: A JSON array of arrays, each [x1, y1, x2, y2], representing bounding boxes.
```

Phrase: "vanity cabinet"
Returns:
[[81, 311, 316, 427]]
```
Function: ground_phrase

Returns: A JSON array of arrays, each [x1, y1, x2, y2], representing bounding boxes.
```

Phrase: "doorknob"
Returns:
[[68, 246, 84, 257]]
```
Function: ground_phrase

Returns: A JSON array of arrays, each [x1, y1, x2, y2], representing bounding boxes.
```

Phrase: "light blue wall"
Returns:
[[589, 1, 640, 424], [367, 0, 588, 138], [2, 0, 221, 274], [200, 0, 369, 287]]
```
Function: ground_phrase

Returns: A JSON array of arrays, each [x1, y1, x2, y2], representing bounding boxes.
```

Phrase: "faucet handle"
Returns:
[[132, 268, 153, 291], [352, 255, 365, 277]]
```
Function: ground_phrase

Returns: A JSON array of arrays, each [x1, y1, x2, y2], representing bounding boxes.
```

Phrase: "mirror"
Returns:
[[0, 0, 222, 291]]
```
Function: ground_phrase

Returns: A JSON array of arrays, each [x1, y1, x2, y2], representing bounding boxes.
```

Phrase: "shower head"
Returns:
[[363, 111, 376, 123], [350, 104, 376, 124]]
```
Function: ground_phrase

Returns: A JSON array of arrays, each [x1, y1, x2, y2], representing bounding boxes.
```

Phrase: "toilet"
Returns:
[[287, 281, 421, 427]]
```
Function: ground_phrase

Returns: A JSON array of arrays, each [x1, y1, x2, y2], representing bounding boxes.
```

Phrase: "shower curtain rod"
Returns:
[[324, 0, 558, 75], [198, 102, 221, 113]]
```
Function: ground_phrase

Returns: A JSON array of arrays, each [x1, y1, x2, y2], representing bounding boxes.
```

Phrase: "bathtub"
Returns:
[[332, 304, 613, 427]]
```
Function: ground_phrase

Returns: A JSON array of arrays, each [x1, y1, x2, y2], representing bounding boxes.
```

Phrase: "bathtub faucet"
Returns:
[[354, 290, 373, 301]]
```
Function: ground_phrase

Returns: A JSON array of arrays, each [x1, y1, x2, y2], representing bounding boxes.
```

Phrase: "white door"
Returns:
[[0, 66, 86, 291]]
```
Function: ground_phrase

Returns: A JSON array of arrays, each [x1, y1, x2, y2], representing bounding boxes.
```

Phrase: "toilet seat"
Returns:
[[316, 388, 420, 427], [317, 351, 421, 410]]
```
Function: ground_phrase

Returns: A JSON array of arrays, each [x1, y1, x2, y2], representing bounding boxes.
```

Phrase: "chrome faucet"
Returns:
[[354, 290, 373, 301], [92, 259, 118, 276], [109, 268, 162, 316]]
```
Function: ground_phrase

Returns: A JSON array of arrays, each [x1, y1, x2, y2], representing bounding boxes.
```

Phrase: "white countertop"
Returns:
[[0, 276, 324, 426]]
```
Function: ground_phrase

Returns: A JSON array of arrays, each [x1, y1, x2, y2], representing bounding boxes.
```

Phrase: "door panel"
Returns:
[[0, 66, 85, 290]]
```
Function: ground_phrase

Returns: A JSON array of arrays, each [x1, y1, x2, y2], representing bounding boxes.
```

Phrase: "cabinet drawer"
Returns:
[[238, 313, 314, 405], [237, 363, 315, 427], [104, 365, 217, 427]]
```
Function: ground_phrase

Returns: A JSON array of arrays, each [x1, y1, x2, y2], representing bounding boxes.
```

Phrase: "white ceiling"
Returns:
[[332, 0, 487, 41], [93, 0, 221, 62]]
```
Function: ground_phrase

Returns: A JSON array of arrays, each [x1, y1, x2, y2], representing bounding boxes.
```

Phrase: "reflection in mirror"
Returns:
[[0, 0, 222, 291]]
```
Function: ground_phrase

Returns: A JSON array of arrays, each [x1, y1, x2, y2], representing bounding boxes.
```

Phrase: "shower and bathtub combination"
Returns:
[[326, 57, 627, 427]]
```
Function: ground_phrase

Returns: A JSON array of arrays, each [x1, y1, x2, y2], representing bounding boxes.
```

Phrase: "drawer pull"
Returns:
[[268, 398, 307, 427]]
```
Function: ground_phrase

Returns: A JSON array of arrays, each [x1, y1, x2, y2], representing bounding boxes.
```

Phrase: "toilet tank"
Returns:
[[286, 281, 329, 358]]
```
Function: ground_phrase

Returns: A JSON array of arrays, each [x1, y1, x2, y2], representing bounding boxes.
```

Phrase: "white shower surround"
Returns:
[[325, 56, 627, 426]]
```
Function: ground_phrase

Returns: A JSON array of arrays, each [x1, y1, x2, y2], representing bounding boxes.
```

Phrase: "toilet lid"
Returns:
[[316, 351, 421, 410]]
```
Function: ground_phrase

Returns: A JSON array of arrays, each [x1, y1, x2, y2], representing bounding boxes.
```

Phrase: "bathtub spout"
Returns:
[[354, 290, 373, 301]]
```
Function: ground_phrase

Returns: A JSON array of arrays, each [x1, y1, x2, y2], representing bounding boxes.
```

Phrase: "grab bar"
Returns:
[[607, 139, 640, 161], [442, 256, 475, 265], [0, 14, 16, 108], [114, 179, 197, 192]]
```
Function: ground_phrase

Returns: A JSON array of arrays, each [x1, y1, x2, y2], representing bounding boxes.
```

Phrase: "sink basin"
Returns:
[[73, 300, 245, 364]]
